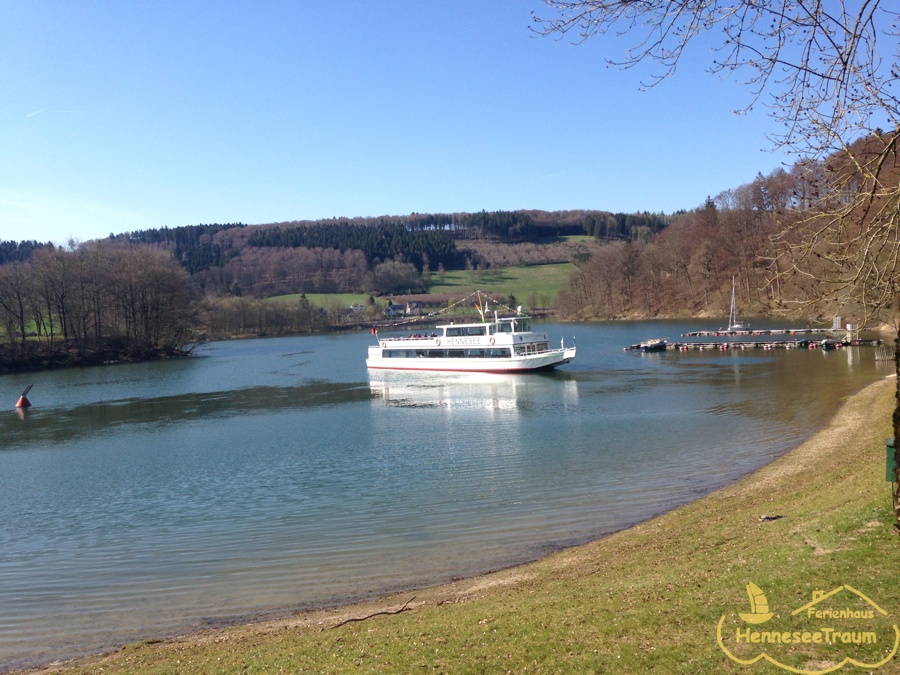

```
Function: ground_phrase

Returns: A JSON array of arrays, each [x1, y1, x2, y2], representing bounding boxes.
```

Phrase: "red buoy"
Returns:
[[15, 384, 33, 408]]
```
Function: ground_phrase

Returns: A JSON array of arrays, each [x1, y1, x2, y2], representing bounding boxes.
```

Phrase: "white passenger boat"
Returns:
[[366, 313, 576, 373]]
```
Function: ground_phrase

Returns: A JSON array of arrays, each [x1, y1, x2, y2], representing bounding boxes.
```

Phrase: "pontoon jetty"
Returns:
[[627, 317, 881, 352]]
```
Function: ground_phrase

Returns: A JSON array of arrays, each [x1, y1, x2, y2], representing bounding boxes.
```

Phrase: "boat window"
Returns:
[[427, 350, 444, 358], [466, 326, 485, 336], [513, 319, 531, 332], [446, 327, 462, 337], [498, 322, 513, 333], [447, 350, 464, 358]]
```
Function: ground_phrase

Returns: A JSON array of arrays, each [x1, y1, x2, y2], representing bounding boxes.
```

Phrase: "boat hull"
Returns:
[[366, 347, 576, 373], [639, 339, 667, 352]]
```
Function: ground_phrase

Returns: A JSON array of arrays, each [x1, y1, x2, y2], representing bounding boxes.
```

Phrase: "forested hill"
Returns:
[[108, 208, 671, 275], [246, 222, 461, 271], [3, 132, 896, 344], [112, 223, 246, 274], [0, 208, 673, 300], [0, 240, 50, 265]]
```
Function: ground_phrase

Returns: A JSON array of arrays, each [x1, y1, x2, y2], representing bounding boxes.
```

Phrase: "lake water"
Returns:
[[0, 320, 890, 670]]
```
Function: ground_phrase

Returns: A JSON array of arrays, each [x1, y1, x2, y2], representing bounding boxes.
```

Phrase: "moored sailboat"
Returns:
[[726, 276, 748, 331]]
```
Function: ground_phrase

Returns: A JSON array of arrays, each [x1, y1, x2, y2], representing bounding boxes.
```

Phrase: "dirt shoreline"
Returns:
[[22, 375, 898, 674]]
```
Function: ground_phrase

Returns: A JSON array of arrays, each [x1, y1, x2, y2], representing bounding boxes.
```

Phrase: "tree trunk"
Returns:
[[894, 334, 900, 531]]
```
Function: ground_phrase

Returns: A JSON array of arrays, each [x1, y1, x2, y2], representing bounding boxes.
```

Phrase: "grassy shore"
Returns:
[[31, 377, 900, 674]]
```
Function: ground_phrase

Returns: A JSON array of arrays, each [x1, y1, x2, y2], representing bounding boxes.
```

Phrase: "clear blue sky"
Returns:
[[1, 1, 789, 245]]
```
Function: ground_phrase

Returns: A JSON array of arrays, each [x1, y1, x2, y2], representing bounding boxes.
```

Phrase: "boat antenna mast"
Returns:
[[476, 291, 488, 323]]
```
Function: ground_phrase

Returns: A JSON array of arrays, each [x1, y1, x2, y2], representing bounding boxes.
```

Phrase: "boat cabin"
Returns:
[[435, 316, 531, 338]]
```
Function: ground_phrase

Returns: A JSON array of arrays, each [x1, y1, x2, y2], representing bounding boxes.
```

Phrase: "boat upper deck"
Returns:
[[377, 316, 538, 342]]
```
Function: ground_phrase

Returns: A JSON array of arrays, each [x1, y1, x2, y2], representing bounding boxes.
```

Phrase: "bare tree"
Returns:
[[0, 261, 31, 355], [534, 0, 900, 522], [534, 2, 896, 148], [534, 1, 899, 312]]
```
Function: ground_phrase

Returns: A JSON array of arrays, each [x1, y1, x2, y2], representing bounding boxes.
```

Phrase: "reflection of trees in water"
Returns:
[[0, 381, 373, 446]]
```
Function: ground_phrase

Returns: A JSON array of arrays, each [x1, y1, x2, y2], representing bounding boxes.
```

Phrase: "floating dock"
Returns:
[[680, 328, 833, 338], [626, 338, 881, 352], [626, 316, 884, 353], [628, 315, 884, 352]]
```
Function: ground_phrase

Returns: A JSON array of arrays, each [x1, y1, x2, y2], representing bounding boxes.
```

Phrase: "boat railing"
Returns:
[[378, 333, 439, 341]]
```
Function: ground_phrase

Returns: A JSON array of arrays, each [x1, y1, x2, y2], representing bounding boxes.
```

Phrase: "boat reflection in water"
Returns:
[[367, 369, 579, 414]]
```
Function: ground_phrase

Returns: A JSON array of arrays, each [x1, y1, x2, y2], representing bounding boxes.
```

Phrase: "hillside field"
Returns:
[[267, 262, 575, 312]]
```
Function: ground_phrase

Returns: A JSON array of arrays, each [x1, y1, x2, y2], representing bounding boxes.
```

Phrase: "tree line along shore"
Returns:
[[2, 151, 891, 374]]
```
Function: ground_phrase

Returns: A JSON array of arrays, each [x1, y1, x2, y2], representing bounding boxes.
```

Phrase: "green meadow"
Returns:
[[427, 263, 574, 307], [267, 263, 575, 311]]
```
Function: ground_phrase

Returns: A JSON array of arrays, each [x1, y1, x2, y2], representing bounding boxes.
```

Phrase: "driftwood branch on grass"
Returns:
[[328, 596, 417, 630]]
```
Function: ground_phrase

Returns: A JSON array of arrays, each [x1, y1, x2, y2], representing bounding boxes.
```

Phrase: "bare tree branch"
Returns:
[[328, 596, 417, 630]]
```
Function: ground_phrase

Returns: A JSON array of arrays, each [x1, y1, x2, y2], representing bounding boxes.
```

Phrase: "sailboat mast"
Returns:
[[730, 276, 737, 327]]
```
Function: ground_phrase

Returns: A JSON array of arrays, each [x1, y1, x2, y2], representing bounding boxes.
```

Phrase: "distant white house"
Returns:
[[384, 301, 424, 317]]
